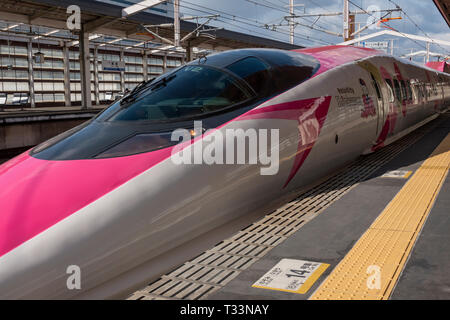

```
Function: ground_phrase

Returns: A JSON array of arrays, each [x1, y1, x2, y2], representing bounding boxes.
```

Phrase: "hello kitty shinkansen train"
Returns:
[[0, 45, 449, 299]]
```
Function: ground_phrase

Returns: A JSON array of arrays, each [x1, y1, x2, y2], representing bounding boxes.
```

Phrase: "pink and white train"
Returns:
[[0, 45, 449, 299]]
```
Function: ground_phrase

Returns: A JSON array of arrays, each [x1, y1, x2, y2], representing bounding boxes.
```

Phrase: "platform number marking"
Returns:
[[381, 170, 413, 179], [252, 259, 329, 294]]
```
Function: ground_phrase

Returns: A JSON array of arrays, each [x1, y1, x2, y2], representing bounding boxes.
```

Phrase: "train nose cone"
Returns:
[[0, 151, 47, 258], [0, 148, 172, 259], [0, 151, 98, 259]]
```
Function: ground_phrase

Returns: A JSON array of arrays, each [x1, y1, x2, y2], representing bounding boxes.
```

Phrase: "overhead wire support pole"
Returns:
[[286, 1, 305, 45], [343, 0, 349, 41], [180, 16, 217, 43], [267, 1, 400, 44], [289, 0, 294, 45], [344, 0, 450, 57]]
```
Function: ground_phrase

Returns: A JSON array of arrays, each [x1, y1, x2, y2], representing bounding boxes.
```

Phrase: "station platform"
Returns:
[[0, 106, 106, 154], [0, 106, 106, 124], [129, 111, 450, 300]]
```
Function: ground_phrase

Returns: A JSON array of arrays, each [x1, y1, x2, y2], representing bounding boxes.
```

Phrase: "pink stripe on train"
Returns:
[[0, 147, 173, 258], [295, 45, 381, 77]]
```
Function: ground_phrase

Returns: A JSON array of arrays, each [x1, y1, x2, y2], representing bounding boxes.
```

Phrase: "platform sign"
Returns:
[[381, 170, 413, 179], [362, 41, 389, 52], [252, 259, 329, 294], [33, 52, 45, 64], [102, 60, 126, 72]]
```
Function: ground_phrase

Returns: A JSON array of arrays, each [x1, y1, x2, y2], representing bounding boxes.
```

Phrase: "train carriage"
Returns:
[[0, 45, 449, 299]]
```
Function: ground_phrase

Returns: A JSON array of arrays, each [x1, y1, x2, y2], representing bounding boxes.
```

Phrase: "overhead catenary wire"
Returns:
[[179, 0, 335, 45], [272, 0, 449, 56], [385, 0, 450, 55], [347, 0, 450, 57], [179, 0, 336, 45], [271, 0, 343, 29], [243, 0, 343, 34], [0, 1, 334, 51], [346, 0, 437, 55]]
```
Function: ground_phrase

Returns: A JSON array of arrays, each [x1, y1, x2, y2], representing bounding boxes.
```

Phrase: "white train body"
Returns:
[[0, 46, 449, 299]]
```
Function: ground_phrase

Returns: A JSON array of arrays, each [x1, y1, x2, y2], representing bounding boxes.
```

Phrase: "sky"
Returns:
[[170, 0, 450, 62]]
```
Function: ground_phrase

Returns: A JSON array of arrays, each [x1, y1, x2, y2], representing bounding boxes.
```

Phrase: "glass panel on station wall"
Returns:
[[148, 66, 163, 74], [148, 56, 164, 66]]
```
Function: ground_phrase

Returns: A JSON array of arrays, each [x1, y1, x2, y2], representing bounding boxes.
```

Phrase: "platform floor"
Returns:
[[129, 112, 450, 300], [211, 113, 450, 300], [0, 105, 108, 117]]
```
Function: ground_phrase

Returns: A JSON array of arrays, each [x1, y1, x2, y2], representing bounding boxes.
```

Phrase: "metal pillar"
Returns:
[[356, 22, 361, 46], [186, 40, 193, 62], [93, 46, 100, 105], [426, 42, 430, 63], [62, 43, 71, 107], [26, 40, 35, 108], [120, 48, 125, 92], [163, 54, 167, 73], [174, 0, 180, 47], [142, 50, 148, 81], [79, 26, 92, 109]]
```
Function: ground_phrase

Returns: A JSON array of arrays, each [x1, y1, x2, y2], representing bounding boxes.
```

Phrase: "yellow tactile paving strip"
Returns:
[[310, 134, 450, 300]]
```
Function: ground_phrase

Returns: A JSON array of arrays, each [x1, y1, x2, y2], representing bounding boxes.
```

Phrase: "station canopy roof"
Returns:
[[434, 0, 450, 28], [0, 0, 302, 55]]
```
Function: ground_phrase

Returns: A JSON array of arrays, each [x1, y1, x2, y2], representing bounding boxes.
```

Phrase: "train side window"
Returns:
[[370, 73, 381, 99], [226, 57, 270, 94], [410, 80, 417, 102], [400, 80, 408, 101], [0, 93, 6, 105], [417, 84, 422, 100], [393, 79, 402, 102], [385, 79, 395, 103], [405, 81, 412, 101]]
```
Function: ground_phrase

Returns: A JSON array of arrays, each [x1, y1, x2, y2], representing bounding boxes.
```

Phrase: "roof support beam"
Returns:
[[433, 0, 450, 28], [339, 30, 450, 47], [0, 11, 67, 29], [79, 26, 92, 109], [122, 0, 166, 18], [28, 7, 59, 24], [402, 50, 449, 58], [84, 16, 118, 33], [141, 25, 173, 45]]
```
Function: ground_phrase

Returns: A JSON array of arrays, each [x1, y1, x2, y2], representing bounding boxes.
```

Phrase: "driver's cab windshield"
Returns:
[[106, 65, 255, 122]]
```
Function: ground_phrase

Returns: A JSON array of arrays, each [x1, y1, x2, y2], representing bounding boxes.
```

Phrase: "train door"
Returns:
[[369, 72, 384, 136]]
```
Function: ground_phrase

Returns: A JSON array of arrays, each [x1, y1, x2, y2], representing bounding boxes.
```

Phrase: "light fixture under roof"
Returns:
[[98, 38, 124, 47], [33, 29, 59, 40]]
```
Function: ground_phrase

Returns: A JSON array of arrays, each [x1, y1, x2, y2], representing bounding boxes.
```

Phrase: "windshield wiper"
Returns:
[[120, 74, 177, 106], [120, 77, 155, 105]]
